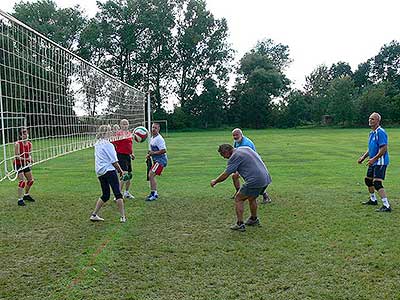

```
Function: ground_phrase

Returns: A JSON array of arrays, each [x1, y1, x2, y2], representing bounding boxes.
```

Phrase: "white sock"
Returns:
[[382, 198, 390, 208], [153, 190, 158, 196], [24, 193, 29, 196], [370, 193, 377, 201]]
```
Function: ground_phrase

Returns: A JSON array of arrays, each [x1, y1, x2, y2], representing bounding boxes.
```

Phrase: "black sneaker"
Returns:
[[376, 205, 392, 212], [362, 199, 378, 205], [230, 223, 246, 232], [23, 195, 35, 202], [18, 199, 26, 206], [245, 217, 260, 226]]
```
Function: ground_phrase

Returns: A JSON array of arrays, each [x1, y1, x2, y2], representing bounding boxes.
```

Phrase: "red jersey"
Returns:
[[112, 130, 133, 155], [14, 140, 32, 166]]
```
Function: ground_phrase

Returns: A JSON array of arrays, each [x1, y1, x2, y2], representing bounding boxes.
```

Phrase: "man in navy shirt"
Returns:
[[357, 112, 391, 212], [232, 128, 272, 204]]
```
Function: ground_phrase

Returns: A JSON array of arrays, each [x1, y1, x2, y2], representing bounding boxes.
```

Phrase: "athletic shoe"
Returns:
[[261, 192, 272, 204], [23, 195, 35, 202], [230, 223, 246, 232], [17, 199, 26, 206], [245, 217, 260, 226], [120, 216, 127, 223], [124, 191, 135, 199], [90, 214, 104, 221], [146, 194, 158, 201], [376, 205, 392, 212], [362, 199, 378, 205]]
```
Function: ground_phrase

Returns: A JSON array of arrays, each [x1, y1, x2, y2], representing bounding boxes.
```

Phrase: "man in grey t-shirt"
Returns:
[[210, 144, 272, 231]]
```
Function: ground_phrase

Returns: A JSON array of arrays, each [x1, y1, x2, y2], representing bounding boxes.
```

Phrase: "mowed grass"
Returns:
[[1, 128, 400, 300]]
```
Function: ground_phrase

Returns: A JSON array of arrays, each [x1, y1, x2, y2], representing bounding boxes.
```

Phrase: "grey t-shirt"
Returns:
[[225, 147, 272, 188]]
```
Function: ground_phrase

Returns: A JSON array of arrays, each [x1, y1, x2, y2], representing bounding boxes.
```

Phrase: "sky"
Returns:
[[1, 0, 399, 89]]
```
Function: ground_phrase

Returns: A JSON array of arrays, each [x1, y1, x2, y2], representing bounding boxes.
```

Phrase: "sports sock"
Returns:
[[382, 198, 390, 208], [370, 193, 377, 201], [153, 190, 158, 196]]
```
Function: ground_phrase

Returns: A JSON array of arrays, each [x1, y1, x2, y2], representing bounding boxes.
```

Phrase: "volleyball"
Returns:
[[133, 126, 148, 143]]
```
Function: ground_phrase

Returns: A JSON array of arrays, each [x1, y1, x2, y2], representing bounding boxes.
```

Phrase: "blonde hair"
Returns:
[[120, 119, 129, 126], [96, 124, 111, 139]]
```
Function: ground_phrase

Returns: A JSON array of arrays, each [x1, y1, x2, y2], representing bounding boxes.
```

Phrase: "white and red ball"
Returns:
[[133, 126, 148, 143]]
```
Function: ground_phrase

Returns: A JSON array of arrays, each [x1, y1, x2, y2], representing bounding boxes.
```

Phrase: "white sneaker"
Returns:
[[90, 214, 104, 221], [124, 191, 135, 199], [120, 216, 127, 223]]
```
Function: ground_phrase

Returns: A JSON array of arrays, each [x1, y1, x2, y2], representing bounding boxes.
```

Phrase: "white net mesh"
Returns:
[[0, 10, 146, 181]]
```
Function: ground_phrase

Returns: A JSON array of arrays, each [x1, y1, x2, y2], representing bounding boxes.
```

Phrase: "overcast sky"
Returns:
[[1, 0, 399, 89]]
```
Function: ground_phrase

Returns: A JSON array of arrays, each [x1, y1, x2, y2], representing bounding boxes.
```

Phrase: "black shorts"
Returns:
[[98, 170, 123, 201], [366, 165, 387, 180], [15, 164, 31, 174], [117, 153, 132, 173]]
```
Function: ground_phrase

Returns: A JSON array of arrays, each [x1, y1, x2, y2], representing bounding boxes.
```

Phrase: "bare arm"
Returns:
[[210, 172, 230, 187], [112, 162, 125, 175], [14, 143, 20, 157], [357, 150, 369, 164], [367, 145, 388, 166]]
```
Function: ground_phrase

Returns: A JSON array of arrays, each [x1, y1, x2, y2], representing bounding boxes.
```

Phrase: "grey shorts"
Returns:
[[239, 184, 268, 197]]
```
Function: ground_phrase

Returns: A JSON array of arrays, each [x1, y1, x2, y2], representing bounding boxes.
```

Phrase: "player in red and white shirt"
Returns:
[[14, 128, 36, 206], [111, 119, 135, 199]]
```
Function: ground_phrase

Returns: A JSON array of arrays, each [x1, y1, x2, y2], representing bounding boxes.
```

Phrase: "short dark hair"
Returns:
[[19, 127, 28, 137], [218, 144, 233, 153]]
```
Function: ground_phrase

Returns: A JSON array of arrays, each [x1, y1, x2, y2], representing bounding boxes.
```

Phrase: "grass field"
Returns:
[[1, 128, 400, 300]]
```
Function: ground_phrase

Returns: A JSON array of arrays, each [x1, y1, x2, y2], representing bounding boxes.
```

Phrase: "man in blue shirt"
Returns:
[[232, 128, 272, 204], [357, 112, 391, 212]]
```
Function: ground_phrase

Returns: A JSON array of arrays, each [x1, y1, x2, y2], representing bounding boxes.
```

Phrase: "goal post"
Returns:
[[0, 9, 146, 181]]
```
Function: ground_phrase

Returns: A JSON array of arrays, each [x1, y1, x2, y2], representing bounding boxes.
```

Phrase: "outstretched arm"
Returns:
[[210, 172, 230, 187]]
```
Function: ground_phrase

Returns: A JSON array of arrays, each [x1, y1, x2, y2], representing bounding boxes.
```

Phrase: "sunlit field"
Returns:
[[1, 128, 399, 300]]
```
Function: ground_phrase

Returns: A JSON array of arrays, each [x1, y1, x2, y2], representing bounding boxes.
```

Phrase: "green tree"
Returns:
[[187, 78, 226, 128], [230, 46, 291, 128], [355, 83, 392, 124], [329, 62, 353, 79], [371, 40, 400, 89], [173, 0, 233, 109], [281, 90, 312, 127], [353, 60, 373, 89], [13, 0, 87, 50], [326, 76, 356, 125], [304, 65, 331, 122]]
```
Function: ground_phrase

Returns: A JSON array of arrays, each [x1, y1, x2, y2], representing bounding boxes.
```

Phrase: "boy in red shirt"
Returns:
[[111, 119, 135, 199], [14, 128, 36, 206]]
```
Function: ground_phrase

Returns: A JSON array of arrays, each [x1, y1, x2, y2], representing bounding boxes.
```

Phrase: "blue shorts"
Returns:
[[98, 170, 123, 201], [366, 165, 387, 180]]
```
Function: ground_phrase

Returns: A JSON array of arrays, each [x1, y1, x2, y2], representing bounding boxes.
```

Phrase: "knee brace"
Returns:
[[18, 181, 26, 188], [27, 180, 34, 187], [373, 180, 384, 191], [364, 177, 373, 187]]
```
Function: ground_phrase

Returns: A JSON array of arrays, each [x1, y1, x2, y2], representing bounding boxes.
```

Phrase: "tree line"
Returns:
[[8, 0, 400, 129]]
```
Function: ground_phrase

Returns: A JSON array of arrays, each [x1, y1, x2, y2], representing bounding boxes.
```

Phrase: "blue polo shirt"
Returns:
[[233, 136, 256, 151], [368, 126, 389, 166]]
